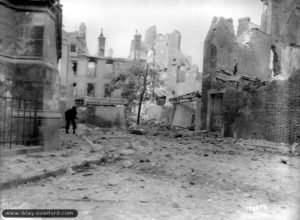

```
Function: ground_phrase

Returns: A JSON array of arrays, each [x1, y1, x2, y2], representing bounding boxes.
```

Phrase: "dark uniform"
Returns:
[[65, 106, 77, 134]]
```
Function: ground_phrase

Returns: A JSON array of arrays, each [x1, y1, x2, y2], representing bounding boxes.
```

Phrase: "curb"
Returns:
[[0, 157, 104, 191], [0, 146, 43, 157]]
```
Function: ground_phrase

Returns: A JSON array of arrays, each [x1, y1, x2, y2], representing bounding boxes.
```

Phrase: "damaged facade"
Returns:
[[0, 0, 62, 149], [130, 26, 201, 99], [169, 91, 201, 131], [201, 0, 300, 143], [60, 25, 136, 128], [129, 30, 147, 61], [148, 27, 201, 99], [132, 26, 202, 128]]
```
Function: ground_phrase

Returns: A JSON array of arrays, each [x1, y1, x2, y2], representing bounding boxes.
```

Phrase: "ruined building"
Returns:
[[0, 0, 62, 149], [129, 26, 201, 100], [60, 25, 135, 127], [135, 26, 202, 128], [144, 25, 157, 50], [201, 0, 300, 143], [142, 26, 202, 99], [129, 30, 147, 60]]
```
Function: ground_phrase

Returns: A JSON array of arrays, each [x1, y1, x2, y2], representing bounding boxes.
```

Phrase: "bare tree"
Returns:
[[109, 60, 161, 125]]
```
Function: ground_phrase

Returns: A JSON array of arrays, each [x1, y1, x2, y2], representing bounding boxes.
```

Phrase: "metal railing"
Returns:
[[0, 79, 44, 149], [0, 96, 41, 148]]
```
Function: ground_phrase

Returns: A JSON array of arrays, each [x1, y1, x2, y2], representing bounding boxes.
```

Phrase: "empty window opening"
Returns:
[[87, 83, 95, 97], [72, 62, 77, 75], [70, 44, 77, 52], [156, 96, 166, 106], [31, 26, 44, 39], [271, 45, 281, 76], [104, 84, 111, 98], [106, 59, 114, 64], [73, 83, 77, 97], [176, 66, 186, 83], [87, 61, 96, 77], [106, 63, 113, 73], [210, 93, 224, 132], [233, 64, 238, 75]]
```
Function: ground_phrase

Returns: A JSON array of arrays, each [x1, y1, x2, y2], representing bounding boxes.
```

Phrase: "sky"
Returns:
[[61, 0, 263, 70]]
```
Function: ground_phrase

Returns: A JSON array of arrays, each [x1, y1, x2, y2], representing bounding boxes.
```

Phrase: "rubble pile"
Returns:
[[1, 123, 299, 220], [69, 123, 299, 158]]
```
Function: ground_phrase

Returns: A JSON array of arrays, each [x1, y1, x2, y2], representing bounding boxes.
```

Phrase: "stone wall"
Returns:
[[83, 105, 126, 128]]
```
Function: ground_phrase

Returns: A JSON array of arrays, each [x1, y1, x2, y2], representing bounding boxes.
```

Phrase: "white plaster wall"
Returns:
[[172, 104, 194, 128], [280, 45, 300, 78]]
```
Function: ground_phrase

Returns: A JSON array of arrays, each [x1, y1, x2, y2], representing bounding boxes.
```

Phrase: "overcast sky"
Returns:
[[61, 0, 263, 70]]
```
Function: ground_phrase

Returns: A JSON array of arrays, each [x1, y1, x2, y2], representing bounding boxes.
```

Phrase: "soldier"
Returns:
[[65, 106, 78, 134]]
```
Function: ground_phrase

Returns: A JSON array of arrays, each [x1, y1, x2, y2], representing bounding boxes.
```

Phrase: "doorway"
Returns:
[[208, 93, 224, 133]]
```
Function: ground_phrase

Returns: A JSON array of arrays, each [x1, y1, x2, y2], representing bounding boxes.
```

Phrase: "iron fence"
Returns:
[[0, 80, 43, 149], [0, 96, 42, 148]]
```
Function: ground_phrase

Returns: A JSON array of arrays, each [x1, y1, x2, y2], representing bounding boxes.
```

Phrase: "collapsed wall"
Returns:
[[201, 0, 300, 144]]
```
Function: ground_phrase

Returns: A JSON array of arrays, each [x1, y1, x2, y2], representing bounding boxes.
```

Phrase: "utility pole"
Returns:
[[137, 63, 148, 125]]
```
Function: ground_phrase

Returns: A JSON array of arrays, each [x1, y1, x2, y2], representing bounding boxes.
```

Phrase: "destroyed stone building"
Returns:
[[61, 26, 132, 99], [130, 26, 202, 128], [146, 26, 202, 128], [60, 25, 137, 127], [129, 30, 147, 61], [201, 0, 300, 143], [0, 0, 62, 149], [132, 26, 202, 99]]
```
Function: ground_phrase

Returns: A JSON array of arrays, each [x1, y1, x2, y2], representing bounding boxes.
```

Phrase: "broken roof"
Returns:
[[169, 91, 201, 104]]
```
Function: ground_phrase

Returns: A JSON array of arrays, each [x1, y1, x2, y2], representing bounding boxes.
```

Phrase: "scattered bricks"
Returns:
[[130, 129, 145, 135], [151, 162, 158, 167], [122, 160, 133, 168], [172, 202, 181, 209], [251, 156, 259, 161], [107, 177, 123, 186], [119, 149, 135, 156], [66, 167, 75, 175], [280, 158, 288, 164], [289, 143, 299, 155]]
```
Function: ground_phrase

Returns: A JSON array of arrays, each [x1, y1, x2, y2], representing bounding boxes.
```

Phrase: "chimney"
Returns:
[[98, 28, 106, 56]]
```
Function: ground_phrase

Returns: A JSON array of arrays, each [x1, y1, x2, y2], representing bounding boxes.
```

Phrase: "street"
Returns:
[[1, 125, 299, 220]]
